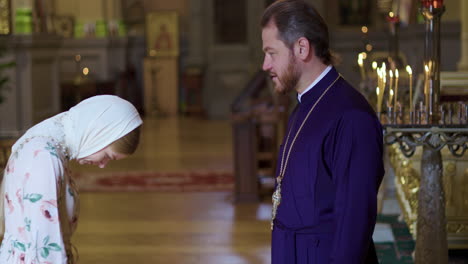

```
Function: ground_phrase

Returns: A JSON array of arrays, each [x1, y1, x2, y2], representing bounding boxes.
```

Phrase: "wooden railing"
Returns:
[[231, 70, 290, 202]]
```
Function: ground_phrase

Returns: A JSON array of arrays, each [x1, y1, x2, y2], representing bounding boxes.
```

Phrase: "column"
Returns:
[[0, 36, 62, 136], [186, 0, 206, 67], [458, 0, 468, 70]]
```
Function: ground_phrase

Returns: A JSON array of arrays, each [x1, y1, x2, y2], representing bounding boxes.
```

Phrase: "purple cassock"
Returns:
[[271, 67, 384, 264]]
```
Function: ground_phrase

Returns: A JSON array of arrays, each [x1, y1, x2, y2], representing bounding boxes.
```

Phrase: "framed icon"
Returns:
[[54, 15, 74, 38], [146, 11, 179, 57]]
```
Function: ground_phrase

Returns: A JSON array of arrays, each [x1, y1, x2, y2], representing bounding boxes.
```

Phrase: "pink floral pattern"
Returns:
[[0, 138, 79, 264], [5, 193, 14, 214], [5, 159, 14, 174], [40, 200, 59, 223], [16, 189, 24, 212]]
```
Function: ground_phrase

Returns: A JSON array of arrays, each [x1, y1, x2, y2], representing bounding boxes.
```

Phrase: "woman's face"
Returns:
[[77, 146, 128, 168]]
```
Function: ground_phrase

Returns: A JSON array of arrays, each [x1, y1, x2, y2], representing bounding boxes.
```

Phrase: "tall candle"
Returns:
[[388, 70, 394, 107], [389, 87, 394, 106], [377, 69, 383, 113], [358, 54, 365, 80], [372, 61, 378, 81], [424, 64, 430, 109], [406, 65, 413, 112], [376, 87, 380, 113], [376, 69, 381, 113], [381, 63, 387, 94], [394, 69, 399, 110]]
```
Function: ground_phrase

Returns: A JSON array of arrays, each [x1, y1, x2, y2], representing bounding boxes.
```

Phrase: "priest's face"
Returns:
[[262, 23, 301, 94]]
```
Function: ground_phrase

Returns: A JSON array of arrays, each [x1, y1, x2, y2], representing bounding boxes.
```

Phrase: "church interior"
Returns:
[[0, 0, 468, 263]]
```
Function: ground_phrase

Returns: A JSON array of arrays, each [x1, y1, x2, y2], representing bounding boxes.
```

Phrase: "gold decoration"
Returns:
[[390, 144, 468, 248], [465, 168, 468, 208], [444, 162, 456, 207], [447, 223, 468, 234], [54, 16, 74, 38]]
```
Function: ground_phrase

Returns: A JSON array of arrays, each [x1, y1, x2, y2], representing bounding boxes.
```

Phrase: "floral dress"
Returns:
[[0, 137, 79, 264]]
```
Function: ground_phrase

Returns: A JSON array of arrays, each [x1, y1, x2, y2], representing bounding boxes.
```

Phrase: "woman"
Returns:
[[0, 95, 142, 263]]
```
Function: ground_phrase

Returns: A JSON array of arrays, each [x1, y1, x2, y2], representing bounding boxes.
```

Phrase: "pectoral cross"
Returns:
[[271, 182, 282, 230]]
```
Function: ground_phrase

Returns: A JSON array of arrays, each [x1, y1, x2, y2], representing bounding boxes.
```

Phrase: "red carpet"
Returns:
[[73, 170, 234, 192]]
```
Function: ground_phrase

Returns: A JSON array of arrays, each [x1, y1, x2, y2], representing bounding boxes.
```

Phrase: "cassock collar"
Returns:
[[297, 66, 339, 105], [297, 65, 332, 103]]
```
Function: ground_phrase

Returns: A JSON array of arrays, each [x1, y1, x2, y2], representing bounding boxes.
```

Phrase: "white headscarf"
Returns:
[[12, 95, 143, 159]]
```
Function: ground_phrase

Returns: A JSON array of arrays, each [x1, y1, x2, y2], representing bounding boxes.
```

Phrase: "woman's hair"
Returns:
[[0, 172, 4, 239], [109, 126, 141, 155]]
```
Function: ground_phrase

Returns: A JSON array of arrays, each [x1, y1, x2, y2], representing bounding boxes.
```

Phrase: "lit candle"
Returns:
[[382, 65, 387, 97], [389, 87, 394, 106], [380, 66, 387, 114], [376, 86, 380, 112], [358, 54, 365, 80], [434, 0, 444, 9], [372, 61, 378, 81], [406, 65, 413, 112], [388, 70, 394, 107], [377, 69, 383, 113], [381, 63, 387, 92], [424, 64, 430, 109], [377, 68, 381, 91], [394, 69, 399, 110]]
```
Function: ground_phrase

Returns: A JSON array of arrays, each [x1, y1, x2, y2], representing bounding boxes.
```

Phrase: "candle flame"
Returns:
[[372, 61, 377, 70], [358, 57, 363, 66], [395, 69, 399, 78], [389, 70, 393, 78], [406, 65, 412, 75], [390, 89, 394, 96], [361, 26, 368, 34]]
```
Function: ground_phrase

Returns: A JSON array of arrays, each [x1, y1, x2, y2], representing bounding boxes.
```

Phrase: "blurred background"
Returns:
[[0, 0, 467, 263]]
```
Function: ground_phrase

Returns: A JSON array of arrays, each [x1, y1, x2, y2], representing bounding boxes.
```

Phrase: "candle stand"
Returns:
[[380, 1, 468, 263], [383, 125, 467, 263]]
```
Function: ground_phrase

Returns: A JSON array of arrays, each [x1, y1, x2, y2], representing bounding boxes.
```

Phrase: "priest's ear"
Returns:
[[294, 37, 311, 60]]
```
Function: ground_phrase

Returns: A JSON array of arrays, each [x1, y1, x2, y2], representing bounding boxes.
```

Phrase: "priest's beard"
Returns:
[[277, 54, 301, 95]]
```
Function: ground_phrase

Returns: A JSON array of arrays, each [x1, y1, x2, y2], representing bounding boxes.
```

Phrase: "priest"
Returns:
[[261, 0, 385, 263]]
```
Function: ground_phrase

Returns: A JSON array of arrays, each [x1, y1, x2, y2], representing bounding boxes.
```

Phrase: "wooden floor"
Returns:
[[75, 192, 271, 264], [72, 117, 272, 264]]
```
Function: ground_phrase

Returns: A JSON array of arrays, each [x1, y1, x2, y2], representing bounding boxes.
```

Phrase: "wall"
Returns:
[[443, 0, 460, 22], [55, 0, 121, 23], [143, 0, 189, 32]]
